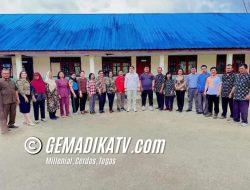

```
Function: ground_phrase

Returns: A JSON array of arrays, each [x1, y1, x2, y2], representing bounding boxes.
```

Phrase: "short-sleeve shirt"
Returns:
[[155, 74, 165, 92], [206, 76, 221, 95], [140, 73, 154, 90], [0, 78, 18, 104], [221, 72, 236, 98], [105, 77, 116, 94], [16, 79, 31, 96], [77, 78, 87, 93], [96, 78, 107, 93], [234, 73, 250, 101], [164, 79, 175, 96]]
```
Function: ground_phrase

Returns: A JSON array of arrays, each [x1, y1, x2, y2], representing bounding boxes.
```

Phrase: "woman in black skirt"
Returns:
[[16, 71, 35, 126]]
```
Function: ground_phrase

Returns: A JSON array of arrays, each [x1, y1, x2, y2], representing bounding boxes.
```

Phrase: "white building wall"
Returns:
[[33, 56, 51, 78], [131, 56, 136, 71], [94, 56, 102, 75], [81, 56, 90, 75], [246, 53, 250, 66], [197, 54, 217, 71], [8, 52, 250, 79]]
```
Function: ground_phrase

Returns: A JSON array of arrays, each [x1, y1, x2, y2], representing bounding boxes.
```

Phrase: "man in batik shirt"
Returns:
[[220, 64, 235, 120], [229, 64, 250, 127], [154, 67, 165, 111]]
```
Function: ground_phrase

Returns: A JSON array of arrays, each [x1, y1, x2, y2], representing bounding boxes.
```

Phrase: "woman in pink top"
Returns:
[[56, 71, 70, 117]]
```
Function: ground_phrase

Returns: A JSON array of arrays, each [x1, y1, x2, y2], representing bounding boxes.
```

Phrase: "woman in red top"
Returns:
[[115, 70, 126, 111]]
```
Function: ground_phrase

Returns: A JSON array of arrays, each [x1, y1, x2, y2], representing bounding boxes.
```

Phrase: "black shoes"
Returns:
[[186, 109, 192, 112], [8, 125, 18, 129]]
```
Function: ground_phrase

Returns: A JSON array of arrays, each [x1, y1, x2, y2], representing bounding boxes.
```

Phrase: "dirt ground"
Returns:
[[0, 101, 250, 190]]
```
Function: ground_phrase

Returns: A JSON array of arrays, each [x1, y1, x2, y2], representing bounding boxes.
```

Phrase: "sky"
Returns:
[[0, 0, 249, 13]]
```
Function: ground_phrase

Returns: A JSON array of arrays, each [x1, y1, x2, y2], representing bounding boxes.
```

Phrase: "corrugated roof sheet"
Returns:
[[0, 13, 250, 51]]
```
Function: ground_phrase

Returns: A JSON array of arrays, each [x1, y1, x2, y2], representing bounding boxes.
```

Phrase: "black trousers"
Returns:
[[33, 99, 45, 121], [165, 96, 175, 110], [176, 90, 185, 111], [98, 93, 106, 111], [49, 111, 56, 119], [80, 93, 88, 111], [107, 93, 115, 110], [141, 90, 153, 106], [156, 92, 164, 110], [71, 90, 79, 113], [221, 97, 233, 117], [207, 95, 220, 114]]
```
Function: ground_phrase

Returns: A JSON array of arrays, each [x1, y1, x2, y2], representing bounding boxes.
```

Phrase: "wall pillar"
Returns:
[[159, 55, 165, 71], [226, 53, 233, 65], [89, 56, 95, 73], [15, 54, 22, 77]]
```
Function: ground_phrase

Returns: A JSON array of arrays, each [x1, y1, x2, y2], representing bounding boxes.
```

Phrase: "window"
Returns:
[[0, 57, 13, 77], [102, 57, 131, 76], [50, 57, 81, 77], [216, 54, 227, 74], [168, 55, 197, 75], [233, 54, 245, 72]]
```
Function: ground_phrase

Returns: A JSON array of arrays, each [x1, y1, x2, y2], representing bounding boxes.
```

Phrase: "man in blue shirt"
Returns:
[[186, 67, 199, 112], [197, 65, 210, 114], [140, 66, 155, 111]]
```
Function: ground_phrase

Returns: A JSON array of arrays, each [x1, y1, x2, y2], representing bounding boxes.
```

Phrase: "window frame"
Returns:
[[102, 57, 131, 76], [168, 55, 197, 75], [50, 57, 81, 77]]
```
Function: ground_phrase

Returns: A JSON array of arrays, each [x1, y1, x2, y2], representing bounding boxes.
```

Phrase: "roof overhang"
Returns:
[[0, 48, 250, 57]]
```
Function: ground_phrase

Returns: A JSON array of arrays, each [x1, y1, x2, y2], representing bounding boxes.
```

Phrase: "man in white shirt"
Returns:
[[125, 66, 140, 112]]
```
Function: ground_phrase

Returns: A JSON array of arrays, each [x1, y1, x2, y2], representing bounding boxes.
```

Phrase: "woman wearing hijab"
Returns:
[[30, 72, 47, 123], [56, 71, 70, 118], [69, 73, 79, 114], [16, 71, 34, 126], [45, 71, 59, 120]]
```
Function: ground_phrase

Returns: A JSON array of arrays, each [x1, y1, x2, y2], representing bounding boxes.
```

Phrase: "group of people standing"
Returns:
[[0, 62, 249, 134]]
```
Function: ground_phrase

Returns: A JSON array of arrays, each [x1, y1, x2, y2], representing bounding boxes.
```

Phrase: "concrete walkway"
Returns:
[[0, 102, 250, 190]]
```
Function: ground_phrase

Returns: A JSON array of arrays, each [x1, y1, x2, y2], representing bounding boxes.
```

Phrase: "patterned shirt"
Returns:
[[175, 76, 186, 91], [221, 72, 236, 98], [155, 74, 165, 92], [164, 79, 175, 96], [87, 80, 96, 96], [105, 77, 116, 94], [234, 73, 250, 101], [96, 77, 106, 93], [16, 79, 31, 96]]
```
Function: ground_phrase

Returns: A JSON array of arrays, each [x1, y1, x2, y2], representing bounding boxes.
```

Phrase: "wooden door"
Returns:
[[136, 56, 151, 76]]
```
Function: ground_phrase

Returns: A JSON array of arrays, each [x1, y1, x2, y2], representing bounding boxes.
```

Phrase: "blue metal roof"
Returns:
[[0, 13, 250, 51]]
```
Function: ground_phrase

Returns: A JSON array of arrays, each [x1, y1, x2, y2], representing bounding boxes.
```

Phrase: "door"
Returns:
[[22, 56, 34, 81], [136, 56, 151, 76]]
